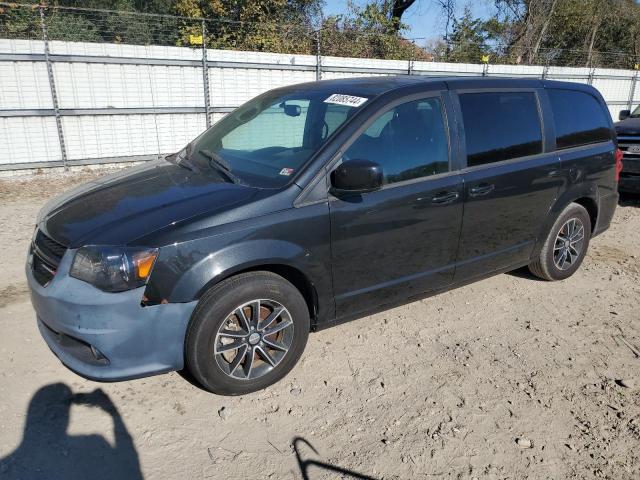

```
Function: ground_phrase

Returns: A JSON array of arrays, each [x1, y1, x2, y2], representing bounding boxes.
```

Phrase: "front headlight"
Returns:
[[70, 246, 158, 292]]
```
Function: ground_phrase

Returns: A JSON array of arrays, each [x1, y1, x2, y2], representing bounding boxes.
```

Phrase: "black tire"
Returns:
[[185, 271, 309, 395], [529, 202, 591, 281]]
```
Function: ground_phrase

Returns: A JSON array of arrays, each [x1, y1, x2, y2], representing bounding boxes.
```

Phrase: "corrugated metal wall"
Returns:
[[0, 39, 638, 170]]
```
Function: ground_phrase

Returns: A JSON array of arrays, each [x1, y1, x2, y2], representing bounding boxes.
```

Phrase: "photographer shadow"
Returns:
[[0, 383, 142, 480]]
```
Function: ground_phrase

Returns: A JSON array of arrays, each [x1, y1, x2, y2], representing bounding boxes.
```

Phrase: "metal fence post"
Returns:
[[39, 5, 68, 169], [201, 20, 211, 129], [587, 67, 596, 85], [628, 70, 638, 111], [315, 29, 322, 81], [541, 54, 550, 80]]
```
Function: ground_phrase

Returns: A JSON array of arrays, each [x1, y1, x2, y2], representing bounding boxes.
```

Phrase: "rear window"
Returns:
[[459, 92, 543, 167], [547, 89, 612, 150]]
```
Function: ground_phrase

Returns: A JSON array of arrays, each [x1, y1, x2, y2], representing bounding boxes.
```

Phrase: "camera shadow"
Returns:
[[292, 436, 377, 480]]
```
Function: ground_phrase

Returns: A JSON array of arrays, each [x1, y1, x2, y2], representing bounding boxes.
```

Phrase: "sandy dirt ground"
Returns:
[[0, 168, 639, 480]]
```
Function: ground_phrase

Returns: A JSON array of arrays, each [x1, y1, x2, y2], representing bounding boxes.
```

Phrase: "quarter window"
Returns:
[[547, 89, 612, 149], [343, 97, 449, 185], [459, 92, 543, 167]]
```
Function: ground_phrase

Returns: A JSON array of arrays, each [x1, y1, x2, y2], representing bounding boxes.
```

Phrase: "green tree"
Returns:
[[174, 0, 321, 53], [0, 0, 185, 45], [445, 6, 491, 63], [0, 0, 427, 58], [541, 0, 639, 68], [492, 0, 640, 68], [319, 1, 429, 60]]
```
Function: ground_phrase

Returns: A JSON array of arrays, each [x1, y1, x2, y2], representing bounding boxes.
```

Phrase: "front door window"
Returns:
[[343, 97, 449, 185]]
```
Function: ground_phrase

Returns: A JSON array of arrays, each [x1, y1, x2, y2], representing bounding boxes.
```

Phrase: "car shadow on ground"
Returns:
[[0, 383, 142, 480], [505, 266, 545, 281], [618, 192, 640, 207], [292, 436, 377, 480]]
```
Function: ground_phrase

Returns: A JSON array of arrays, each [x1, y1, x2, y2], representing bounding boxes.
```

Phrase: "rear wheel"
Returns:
[[185, 271, 309, 395], [529, 202, 591, 281]]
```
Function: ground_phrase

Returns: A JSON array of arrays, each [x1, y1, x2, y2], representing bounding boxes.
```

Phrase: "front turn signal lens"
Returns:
[[133, 250, 158, 280]]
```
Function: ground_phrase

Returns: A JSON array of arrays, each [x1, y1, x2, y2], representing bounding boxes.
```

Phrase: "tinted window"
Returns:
[[460, 92, 543, 167], [547, 89, 612, 149], [344, 98, 449, 185]]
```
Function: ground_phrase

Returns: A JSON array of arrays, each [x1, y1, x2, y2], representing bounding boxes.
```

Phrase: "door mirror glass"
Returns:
[[330, 159, 383, 194], [619, 109, 631, 121]]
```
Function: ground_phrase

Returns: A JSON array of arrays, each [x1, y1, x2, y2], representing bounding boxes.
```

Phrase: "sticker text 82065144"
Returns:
[[324, 94, 368, 108]]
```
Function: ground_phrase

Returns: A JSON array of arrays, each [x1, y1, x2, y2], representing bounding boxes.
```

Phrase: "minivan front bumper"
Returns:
[[26, 248, 197, 381]]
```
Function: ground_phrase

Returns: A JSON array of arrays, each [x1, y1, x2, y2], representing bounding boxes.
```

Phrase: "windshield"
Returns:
[[632, 104, 640, 118], [178, 89, 369, 188]]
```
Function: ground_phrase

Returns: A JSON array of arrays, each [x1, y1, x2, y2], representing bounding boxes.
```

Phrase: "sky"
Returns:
[[323, 0, 494, 42]]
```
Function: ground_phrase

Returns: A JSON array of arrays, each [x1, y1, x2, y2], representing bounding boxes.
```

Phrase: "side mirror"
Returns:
[[619, 109, 631, 121], [330, 159, 383, 195], [280, 102, 301, 117]]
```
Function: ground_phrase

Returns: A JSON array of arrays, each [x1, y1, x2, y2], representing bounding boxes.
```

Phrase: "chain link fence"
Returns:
[[1, 2, 639, 170]]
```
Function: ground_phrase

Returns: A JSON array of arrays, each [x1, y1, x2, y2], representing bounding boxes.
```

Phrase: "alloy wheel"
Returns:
[[553, 217, 585, 271], [213, 299, 294, 380]]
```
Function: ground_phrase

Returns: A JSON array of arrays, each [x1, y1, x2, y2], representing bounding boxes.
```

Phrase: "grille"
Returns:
[[31, 230, 67, 286], [618, 135, 640, 160]]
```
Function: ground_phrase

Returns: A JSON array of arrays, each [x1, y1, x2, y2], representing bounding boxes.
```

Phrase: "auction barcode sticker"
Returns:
[[324, 94, 368, 107]]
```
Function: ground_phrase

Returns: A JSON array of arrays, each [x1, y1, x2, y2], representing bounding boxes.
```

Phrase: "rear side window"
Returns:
[[459, 92, 543, 167], [547, 89, 612, 149]]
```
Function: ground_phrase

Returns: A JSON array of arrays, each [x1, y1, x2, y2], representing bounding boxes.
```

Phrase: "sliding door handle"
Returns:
[[469, 183, 495, 197], [431, 191, 460, 204]]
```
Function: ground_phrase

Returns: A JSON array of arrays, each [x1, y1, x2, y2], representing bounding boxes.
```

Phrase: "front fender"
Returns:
[[170, 239, 313, 301], [144, 201, 334, 325]]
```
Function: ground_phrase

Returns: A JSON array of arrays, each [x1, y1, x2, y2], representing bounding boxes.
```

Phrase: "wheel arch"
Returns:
[[572, 196, 598, 233], [533, 188, 599, 257], [164, 238, 332, 328], [196, 263, 319, 326]]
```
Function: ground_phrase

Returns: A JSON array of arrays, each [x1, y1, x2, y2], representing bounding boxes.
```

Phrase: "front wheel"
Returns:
[[529, 202, 591, 281], [185, 271, 310, 395]]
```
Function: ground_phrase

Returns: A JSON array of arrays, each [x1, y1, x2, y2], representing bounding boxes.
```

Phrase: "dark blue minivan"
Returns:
[[27, 76, 621, 395]]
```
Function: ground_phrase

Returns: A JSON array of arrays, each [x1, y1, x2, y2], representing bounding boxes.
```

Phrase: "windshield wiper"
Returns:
[[198, 149, 242, 184], [176, 154, 198, 172]]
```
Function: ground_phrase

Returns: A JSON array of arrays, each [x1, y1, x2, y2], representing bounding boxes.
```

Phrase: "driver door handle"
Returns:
[[469, 183, 495, 197]]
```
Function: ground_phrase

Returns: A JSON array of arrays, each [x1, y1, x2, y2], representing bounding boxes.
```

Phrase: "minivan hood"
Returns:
[[615, 117, 640, 135], [39, 160, 260, 247]]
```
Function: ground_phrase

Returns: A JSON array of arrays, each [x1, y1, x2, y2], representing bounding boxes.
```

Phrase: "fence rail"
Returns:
[[1, 4, 639, 171]]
